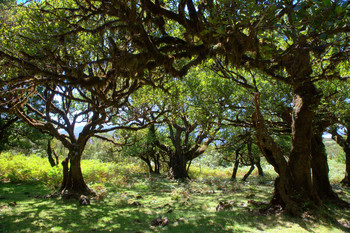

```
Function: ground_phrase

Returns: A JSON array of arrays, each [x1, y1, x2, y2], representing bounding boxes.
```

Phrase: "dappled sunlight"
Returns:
[[1, 171, 349, 232]]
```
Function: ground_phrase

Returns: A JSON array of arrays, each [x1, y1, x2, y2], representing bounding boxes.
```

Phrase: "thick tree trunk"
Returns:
[[252, 87, 323, 215], [60, 147, 92, 197], [288, 82, 321, 205], [169, 151, 188, 180], [252, 93, 300, 215], [311, 132, 339, 201], [231, 150, 240, 181]]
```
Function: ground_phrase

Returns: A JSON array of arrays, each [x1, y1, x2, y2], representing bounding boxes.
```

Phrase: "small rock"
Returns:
[[130, 201, 142, 207], [8, 202, 17, 207], [134, 218, 142, 223], [176, 217, 185, 222], [151, 216, 163, 226], [161, 217, 169, 226], [79, 195, 90, 206], [166, 209, 173, 213], [216, 201, 234, 211]]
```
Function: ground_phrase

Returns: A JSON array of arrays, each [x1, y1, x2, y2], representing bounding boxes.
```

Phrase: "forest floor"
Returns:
[[1, 168, 349, 233]]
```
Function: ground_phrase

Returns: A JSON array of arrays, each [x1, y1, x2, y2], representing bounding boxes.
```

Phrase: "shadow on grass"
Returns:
[[1, 181, 349, 233]]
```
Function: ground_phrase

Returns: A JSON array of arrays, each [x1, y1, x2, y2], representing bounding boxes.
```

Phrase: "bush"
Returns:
[[0, 152, 61, 184]]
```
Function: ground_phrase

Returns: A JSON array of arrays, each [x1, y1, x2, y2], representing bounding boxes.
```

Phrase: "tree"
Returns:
[[123, 0, 349, 214], [152, 85, 221, 179], [0, 113, 18, 152], [119, 125, 167, 174], [1, 0, 349, 214], [0, 0, 163, 196], [325, 80, 350, 187]]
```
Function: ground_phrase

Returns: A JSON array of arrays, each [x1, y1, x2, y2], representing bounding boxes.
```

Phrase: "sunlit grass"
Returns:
[[0, 152, 349, 232]]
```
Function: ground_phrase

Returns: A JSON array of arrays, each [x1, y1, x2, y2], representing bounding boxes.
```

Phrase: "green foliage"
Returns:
[[0, 152, 59, 184], [0, 152, 147, 188]]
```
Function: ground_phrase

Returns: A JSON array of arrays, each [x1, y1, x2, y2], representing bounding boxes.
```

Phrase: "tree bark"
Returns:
[[231, 150, 240, 181], [256, 156, 264, 177], [252, 88, 323, 215], [311, 132, 341, 202], [252, 93, 300, 215], [288, 81, 321, 204], [47, 139, 59, 167], [342, 151, 350, 186], [242, 165, 255, 182], [154, 153, 160, 174], [141, 157, 154, 173], [60, 145, 92, 197], [169, 151, 188, 180], [47, 140, 57, 167], [242, 139, 255, 181]]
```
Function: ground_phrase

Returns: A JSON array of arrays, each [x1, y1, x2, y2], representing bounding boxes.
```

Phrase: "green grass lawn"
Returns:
[[0, 152, 349, 232], [1, 172, 349, 233]]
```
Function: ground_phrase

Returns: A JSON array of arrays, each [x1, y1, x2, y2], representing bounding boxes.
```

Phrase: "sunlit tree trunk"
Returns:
[[288, 81, 321, 205], [60, 144, 92, 197]]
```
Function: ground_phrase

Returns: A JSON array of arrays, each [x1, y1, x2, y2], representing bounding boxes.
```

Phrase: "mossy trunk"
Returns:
[[169, 151, 188, 180], [288, 82, 321, 206], [60, 147, 92, 197], [311, 132, 339, 201], [252, 85, 323, 215]]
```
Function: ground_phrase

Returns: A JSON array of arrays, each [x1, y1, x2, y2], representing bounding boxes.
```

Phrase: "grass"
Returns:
[[1, 173, 349, 232], [0, 152, 349, 232]]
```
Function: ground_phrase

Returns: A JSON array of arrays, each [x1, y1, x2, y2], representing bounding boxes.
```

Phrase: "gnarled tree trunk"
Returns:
[[252, 84, 323, 215], [169, 151, 189, 180], [252, 93, 300, 215], [288, 81, 321, 206], [311, 132, 340, 202], [60, 145, 92, 197]]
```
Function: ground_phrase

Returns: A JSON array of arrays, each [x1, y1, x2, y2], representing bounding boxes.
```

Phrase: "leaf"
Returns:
[[322, 0, 331, 7]]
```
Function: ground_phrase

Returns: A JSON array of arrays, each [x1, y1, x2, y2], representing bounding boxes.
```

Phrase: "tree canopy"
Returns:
[[0, 0, 349, 215]]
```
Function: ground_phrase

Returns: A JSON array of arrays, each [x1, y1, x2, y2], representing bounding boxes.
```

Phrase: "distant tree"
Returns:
[[119, 125, 167, 174], [325, 81, 350, 187]]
